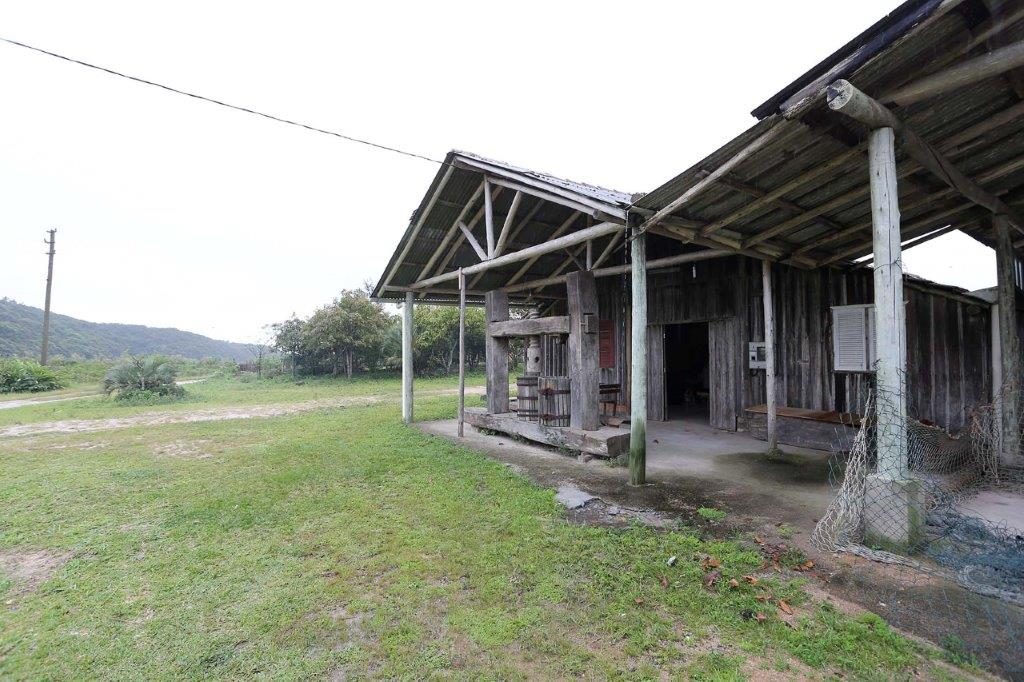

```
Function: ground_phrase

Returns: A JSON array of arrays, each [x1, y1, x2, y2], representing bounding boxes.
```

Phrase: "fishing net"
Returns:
[[812, 382, 1024, 675]]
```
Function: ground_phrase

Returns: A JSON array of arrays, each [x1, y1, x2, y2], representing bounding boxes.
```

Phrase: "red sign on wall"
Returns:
[[599, 319, 615, 369]]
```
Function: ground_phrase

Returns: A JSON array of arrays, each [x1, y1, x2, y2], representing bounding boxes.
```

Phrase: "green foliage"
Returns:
[[102, 356, 185, 401], [413, 305, 486, 376], [0, 297, 249, 360], [0, 358, 67, 393]]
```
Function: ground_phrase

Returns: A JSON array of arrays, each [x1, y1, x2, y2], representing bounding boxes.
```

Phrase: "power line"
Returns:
[[0, 36, 446, 166]]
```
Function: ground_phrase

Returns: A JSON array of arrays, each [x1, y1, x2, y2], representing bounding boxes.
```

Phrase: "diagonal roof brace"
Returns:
[[827, 78, 1024, 237]]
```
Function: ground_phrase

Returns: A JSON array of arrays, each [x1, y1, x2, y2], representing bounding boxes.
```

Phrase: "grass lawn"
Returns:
[[0, 376, 974, 679]]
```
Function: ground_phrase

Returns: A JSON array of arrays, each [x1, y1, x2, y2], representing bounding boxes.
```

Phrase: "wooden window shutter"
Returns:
[[599, 319, 615, 369], [831, 304, 875, 373]]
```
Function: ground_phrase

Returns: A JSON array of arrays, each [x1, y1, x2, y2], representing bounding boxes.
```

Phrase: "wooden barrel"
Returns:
[[516, 376, 539, 422], [539, 376, 571, 427]]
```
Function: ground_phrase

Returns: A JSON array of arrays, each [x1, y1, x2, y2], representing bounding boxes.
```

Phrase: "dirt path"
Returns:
[[0, 386, 485, 438]]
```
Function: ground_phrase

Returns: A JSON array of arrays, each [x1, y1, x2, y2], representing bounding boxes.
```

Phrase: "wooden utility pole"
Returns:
[[40, 229, 57, 365]]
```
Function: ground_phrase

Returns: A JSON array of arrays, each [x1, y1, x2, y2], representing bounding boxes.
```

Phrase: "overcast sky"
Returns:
[[0, 1, 997, 343]]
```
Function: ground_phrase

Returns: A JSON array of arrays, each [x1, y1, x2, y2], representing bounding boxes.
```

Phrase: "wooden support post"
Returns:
[[402, 291, 414, 424], [566, 271, 600, 431], [761, 259, 778, 454], [458, 269, 467, 437], [869, 126, 909, 479], [484, 178, 496, 258], [994, 215, 1021, 466], [629, 227, 647, 485], [485, 291, 509, 414]]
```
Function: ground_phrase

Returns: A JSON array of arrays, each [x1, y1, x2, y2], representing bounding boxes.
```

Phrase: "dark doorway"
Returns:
[[664, 322, 710, 421]]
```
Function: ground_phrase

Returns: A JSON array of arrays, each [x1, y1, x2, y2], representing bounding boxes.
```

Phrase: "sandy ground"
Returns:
[[0, 386, 485, 438]]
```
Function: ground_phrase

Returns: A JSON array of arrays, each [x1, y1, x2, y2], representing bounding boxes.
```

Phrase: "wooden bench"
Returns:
[[746, 404, 860, 452]]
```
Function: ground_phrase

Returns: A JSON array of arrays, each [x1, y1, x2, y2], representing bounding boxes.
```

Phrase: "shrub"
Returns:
[[0, 359, 67, 393], [103, 356, 185, 401]]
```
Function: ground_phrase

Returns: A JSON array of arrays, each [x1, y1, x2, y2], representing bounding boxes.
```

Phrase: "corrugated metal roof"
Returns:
[[636, 0, 1024, 268]]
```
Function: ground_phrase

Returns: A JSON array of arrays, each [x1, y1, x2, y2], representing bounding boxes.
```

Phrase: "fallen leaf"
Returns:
[[659, 574, 669, 589], [703, 570, 721, 590], [701, 556, 721, 571], [755, 593, 770, 602], [777, 599, 794, 615], [634, 597, 645, 606], [753, 535, 765, 545], [728, 578, 739, 589], [802, 560, 815, 570], [754, 612, 767, 623], [743, 575, 759, 585]]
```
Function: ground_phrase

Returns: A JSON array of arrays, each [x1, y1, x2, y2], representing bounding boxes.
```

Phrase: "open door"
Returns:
[[708, 317, 739, 431], [647, 324, 666, 421]]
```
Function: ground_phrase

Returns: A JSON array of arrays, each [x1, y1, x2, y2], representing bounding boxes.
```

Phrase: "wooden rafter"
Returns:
[[827, 79, 1024, 236]]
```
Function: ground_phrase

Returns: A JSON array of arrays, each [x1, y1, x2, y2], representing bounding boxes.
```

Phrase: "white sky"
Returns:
[[0, 0, 996, 343]]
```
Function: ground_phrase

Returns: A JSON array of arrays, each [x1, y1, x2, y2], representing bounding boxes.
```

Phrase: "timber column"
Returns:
[[566, 271, 600, 431], [865, 126, 919, 548], [402, 291, 414, 423], [629, 226, 647, 485], [994, 215, 1021, 466], [485, 291, 510, 414]]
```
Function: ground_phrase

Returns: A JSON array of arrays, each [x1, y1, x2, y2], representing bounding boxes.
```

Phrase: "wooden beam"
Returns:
[[591, 232, 622, 270], [880, 39, 1024, 106], [493, 191, 522, 258], [458, 221, 488, 261], [504, 212, 582, 287], [412, 221, 622, 290], [629, 227, 647, 485], [484, 178, 496, 257], [868, 126, 909, 479], [458, 270, 466, 437], [469, 198, 544, 289], [711, 172, 852, 235], [640, 125, 788, 238], [382, 165, 454, 290], [485, 291, 509, 415], [488, 316, 570, 337], [402, 291, 414, 424], [453, 155, 628, 220], [567, 271, 600, 431], [994, 214, 1021, 466], [827, 79, 1024, 235], [701, 147, 863, 237], [502, 248, 733, 293], [793, 152, 1024, 262], [762, 260, 778, 454], [486, 174, 612, 220], [415, 182, 497, 294]]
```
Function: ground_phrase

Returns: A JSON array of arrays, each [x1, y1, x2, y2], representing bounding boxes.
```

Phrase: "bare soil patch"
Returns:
[[0, 548, 72, 599]]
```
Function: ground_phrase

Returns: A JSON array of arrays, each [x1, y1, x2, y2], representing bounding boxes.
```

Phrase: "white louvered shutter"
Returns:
[[832, 305, 870, 372]]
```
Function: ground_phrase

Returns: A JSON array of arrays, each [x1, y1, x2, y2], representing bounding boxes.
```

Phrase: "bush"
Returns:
[[0, 359, 68, 393], [103, 356, 185, 401]]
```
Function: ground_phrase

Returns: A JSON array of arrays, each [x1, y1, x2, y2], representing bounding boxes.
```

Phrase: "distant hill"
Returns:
[[0, 298, 250, 361]]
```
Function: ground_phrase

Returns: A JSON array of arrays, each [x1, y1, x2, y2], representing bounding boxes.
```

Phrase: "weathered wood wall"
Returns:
[[595, 253, 993, 433]]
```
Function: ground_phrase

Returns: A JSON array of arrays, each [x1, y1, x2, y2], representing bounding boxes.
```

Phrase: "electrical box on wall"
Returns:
[[748, 341, 767, 369]]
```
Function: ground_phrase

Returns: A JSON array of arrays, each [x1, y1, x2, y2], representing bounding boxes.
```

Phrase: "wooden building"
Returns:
[[373, 0, 1024, 543]]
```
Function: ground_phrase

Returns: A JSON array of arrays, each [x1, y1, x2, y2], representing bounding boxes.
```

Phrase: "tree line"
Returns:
[[270, 289, 487, 378]]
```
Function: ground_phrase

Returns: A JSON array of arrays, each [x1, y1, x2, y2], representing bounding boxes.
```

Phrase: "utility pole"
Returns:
[[40, 229, 56, 365]]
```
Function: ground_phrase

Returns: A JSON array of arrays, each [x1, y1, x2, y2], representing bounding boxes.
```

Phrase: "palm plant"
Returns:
[[103, 356, 183, 399]]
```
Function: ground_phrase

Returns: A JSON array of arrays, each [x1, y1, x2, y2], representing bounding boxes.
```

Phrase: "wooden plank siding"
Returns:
[[595, 254, 992, 434]]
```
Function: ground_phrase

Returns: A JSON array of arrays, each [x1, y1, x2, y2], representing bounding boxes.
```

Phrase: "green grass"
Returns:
[[0, 376, 968, 679], [697, 507, 727, 522]]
